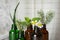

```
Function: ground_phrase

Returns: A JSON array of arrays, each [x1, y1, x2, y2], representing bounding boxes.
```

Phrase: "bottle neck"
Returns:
[[11, 24, 17, 30], [27, 24, 33, 30], [43, 24, 46, 29]]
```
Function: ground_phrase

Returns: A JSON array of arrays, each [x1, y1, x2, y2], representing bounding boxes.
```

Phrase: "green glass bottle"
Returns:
[[16, 29, 19, 40], [9, 24, 17, 40], [18, 30, 25, 40], [9, 24, 19, 40], [15, 24, 19, 40], [9, 2, 20, 40]]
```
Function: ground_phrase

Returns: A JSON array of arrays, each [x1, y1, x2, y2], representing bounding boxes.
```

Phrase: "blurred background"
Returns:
[[0, 0, 60, 40]]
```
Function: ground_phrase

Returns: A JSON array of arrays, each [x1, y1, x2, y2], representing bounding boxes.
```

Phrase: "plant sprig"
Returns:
[[38, 10, 45, 24], [16, 17, 41, 30], [16, 20, 27, 30], [45, 11, 54, 24], [32, 17, 40, 22], [38, 10, 54, 24], [10, 2, 20, 24], [13, 2, 20, 24]]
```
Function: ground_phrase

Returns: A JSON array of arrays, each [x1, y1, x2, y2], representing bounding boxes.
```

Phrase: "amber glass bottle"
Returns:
[[25, 24, 34, 40], [40, 24, 49, 40], [32, 26, 42, 40]]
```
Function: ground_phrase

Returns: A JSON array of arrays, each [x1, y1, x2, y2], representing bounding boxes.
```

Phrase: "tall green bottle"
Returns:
[[9, 2, 20, 40], [9, 24, 17, 40]]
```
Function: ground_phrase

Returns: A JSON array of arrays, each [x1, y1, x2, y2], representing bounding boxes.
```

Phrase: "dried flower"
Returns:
[[38, 10, 54, 24]]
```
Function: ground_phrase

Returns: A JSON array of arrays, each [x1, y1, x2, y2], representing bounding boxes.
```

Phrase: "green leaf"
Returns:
[[45, 10, 54, 24], [24, 17, 31, 26], [25, 17, 31, 23], [38, 10, 45, 23], [13, 2, 20, 24], [32, 17, 40, 22], [16, 20, 26, 26], [21, 21, 27, 26]]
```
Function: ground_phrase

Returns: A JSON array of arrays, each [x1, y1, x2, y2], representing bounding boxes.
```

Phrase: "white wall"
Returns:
[[0, 0, 60, 40]]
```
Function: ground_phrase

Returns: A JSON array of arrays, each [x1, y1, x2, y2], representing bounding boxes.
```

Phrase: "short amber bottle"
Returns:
[[25, 24, 34, 40], [32, 25, 43, 40], [40, 24, 49, 40]]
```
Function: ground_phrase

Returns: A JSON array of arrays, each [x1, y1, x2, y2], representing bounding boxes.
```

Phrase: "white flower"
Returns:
[[36, 22, 43, 28]]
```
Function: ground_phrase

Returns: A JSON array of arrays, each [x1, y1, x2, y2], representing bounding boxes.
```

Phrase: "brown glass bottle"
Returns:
[[32, 26, 42, 40], [25, 24, 34, 40], [40, 24, 49, 40]]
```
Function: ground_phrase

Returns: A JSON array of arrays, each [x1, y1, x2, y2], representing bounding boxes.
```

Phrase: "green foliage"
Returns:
[[16, 20, 27, 30], [38, 10, 54, 24], [32, 17, 40, 22], [10, 2, 20, 24], [38, 10, 45, 23], [13, 2, 20, 24], [16, 20, 21, 30], [25, 17, 31, 23], [16, 17, 41, 30], [25, 17, 31, 26], [16, 17, 31, 30], [45, 11, 54, 24]]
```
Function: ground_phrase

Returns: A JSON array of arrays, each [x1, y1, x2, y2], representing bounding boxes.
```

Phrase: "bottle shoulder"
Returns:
[[25, 29, 34, 33], [16, 30, 19, 32], [41, 28, 48, 34], [9, 30, 15, 33]]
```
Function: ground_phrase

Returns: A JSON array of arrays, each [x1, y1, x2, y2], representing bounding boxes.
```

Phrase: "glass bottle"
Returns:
[[32, 25, 42, 40], [9, 24, 17, 40], [25, 24, 34, 40], [40, 24, 49, 40], [18, 30, 25, 40], [16, 28, 19, 40]]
